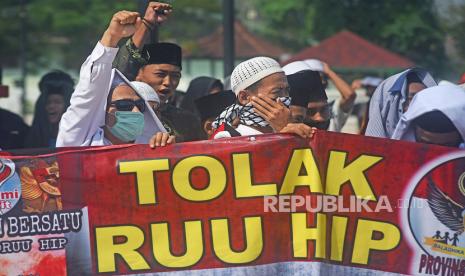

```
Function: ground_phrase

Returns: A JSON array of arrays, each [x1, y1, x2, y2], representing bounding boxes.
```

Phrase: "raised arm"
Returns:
[[57, 11, 141, 147], [112, 2, 172, 80], [132, 2, 172, 47], [323, 62, 356, 112]]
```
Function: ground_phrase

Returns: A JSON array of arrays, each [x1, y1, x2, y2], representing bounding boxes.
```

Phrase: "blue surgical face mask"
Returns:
[[108, 111, 145, 142]]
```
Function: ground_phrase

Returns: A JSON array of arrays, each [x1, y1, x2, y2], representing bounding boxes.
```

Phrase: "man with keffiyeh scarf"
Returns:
[[212, 57, 315, 140]]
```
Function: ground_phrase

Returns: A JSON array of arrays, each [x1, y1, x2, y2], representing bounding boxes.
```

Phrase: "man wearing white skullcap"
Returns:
[[212, 57, 315, 139]]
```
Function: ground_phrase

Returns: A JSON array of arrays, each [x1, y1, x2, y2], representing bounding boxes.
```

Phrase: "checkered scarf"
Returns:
[[212, 96, 291, 129]]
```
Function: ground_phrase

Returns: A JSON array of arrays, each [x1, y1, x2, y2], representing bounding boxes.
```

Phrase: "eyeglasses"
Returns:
[[109, 99, 146, 112]]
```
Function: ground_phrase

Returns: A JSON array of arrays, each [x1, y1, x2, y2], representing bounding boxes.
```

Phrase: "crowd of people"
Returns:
[[1, 2, 464, 151]]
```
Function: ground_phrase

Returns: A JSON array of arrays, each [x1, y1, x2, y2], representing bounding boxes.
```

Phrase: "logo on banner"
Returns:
[[407, 156, 465, 275], [0, 158, 21, 215], [423, 176, 464, 258], [19, 159, 63, 213]]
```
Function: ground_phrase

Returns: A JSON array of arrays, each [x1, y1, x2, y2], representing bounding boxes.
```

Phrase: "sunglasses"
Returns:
[[109, 99, 146, 112]]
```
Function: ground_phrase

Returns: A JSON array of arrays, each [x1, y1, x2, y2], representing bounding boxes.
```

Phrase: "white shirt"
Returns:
[[57, 42, 166, 147], [329, 98, 352, 132], [213, 124, 263, 139], [57, 42, 118, 147]]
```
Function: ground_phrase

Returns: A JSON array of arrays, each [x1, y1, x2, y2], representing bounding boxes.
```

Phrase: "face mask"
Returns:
[[304, 119, 330, 130], [108, 111, 145, 142]]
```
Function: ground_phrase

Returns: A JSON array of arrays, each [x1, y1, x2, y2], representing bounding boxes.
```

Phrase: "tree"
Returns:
[[0, 0, 449, 75], [444, 3, 465, 74], [246, 0, 447, 75], [0, 0, 223, 71], [0, 0, 137, 70]]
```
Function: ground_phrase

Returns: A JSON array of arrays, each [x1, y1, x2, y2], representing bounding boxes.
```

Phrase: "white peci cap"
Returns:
[[230, 56, 283, 95]]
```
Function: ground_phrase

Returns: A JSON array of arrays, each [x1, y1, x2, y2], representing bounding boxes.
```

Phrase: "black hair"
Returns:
[[24, 70, 74, 148], [180, 77, 224, 115], [406, 72, 423, 85], [38, 70, 74, 94]]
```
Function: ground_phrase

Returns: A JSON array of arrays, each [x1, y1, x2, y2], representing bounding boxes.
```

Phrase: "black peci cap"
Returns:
[[287, 70, 327, 107], [142, 42, 182, 69], [194, 91, 236, 122]]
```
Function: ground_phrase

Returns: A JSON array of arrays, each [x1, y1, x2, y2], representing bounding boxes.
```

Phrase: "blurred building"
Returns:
[[182, 20, 287, 83], [283, 30, 415, 76]]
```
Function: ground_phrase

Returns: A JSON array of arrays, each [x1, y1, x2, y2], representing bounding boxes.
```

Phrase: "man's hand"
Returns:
[[322, 62, 333, 75], [251, 94, 290, 131], [351, 79, 363, 90], [280, 123, 316, 139], [149, 132, 175, 148], [101, 11, 142, 47], [322, 61, 356, 112], [143, 2, 173, 25]]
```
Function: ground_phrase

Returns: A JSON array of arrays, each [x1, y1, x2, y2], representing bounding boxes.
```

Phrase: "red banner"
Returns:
[[0, 131, 464, 275]]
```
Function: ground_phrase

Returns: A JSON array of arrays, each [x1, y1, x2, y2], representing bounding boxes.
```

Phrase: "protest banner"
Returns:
[[0, 131, 464, 275]]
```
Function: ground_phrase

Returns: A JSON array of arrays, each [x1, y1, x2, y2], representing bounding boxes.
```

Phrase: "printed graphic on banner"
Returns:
[[1, 131, 464, 275], [408, 155, 465, 275], [0, 157, 89, 276], [19, 158, 62, 213], [0, 158, 21, 215]]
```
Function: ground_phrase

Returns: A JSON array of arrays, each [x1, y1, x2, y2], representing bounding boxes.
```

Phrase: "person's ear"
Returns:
[[203, 120, 213, 136], [237, 90, 250, 105], [135, 68, 144, 82], [105, 111, 116, 127]]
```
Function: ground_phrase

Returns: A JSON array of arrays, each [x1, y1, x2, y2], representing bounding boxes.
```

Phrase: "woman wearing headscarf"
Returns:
[[25, 70, 74, 148], [179, 76, 223, 115], [391, 84, 465, 148], [365, 68, 437, 138]]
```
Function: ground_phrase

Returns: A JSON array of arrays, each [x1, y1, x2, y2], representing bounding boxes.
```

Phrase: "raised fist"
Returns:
[[143, 2, 173, 25], [107, 11, 142, 39]]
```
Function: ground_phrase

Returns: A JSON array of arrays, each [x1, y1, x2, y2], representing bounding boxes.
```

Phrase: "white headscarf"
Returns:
[[303, 59, 325, 72], [108, 70, 166, 144], [131, 81, 160, 103], [391, 84, 465, 145], [282, 61, 312, 75]]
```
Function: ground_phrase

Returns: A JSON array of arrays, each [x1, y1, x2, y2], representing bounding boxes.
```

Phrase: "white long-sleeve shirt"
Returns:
[[57, 42, 118, 147], [57, 42, 166, 147]]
